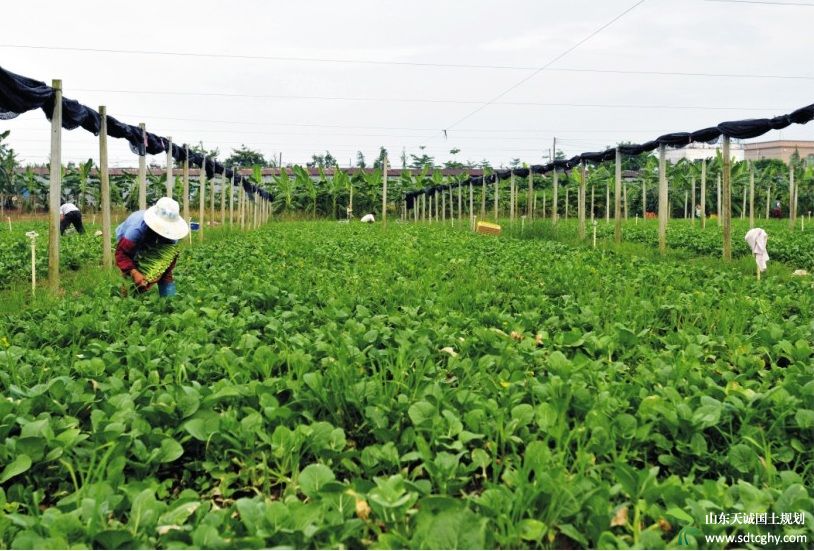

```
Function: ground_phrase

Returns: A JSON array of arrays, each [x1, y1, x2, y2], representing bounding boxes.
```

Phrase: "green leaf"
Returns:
[[299, 464, 335, 498], [412, 507, 486, 549], [665, 507, 694, 524], [157, 438, 184, 463], [794, 409, 814, 429], [728, 444, 757, 474], [519, 518, 547, 541], [408, 400, 436, 426], [0, 454, 31, 483]]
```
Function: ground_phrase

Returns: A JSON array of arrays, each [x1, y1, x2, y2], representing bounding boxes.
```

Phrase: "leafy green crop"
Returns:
[[0, 222, 812, 549]]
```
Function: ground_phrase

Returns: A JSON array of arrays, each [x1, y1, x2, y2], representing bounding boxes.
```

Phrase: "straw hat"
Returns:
[[144, 197, 189, 240]]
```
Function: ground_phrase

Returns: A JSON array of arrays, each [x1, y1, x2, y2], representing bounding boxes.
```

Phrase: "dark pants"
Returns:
[[60, 210, 85, 234]]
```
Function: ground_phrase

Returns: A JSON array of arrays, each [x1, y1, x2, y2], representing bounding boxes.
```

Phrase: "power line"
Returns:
[[2, 43, 811, 80], [442, 0, 648, 132], [69, 87, 787, 111], [705, 0, 814, 6]]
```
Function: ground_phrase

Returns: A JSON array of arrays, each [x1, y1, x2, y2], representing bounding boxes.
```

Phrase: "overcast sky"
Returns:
[[2, 0, 813, 168]]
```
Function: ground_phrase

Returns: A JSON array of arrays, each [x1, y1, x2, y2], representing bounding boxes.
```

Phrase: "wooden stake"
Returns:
[[166, 136, 173, 198], [590, 183, 595, 222], [494, 174, 498, 221], [182, 145, 190, 222], [527, 170, 533, 220], [624, 182, 628, 220], [481, 178, 486, 218], [605, 180, 610, 223], [510, 172, 515, 222], [229, 171, 235, 226], [658, 144, 668, 254], [199, 156, 206, 241], [221, 172, 226, 227], [578, 163, 586, 239], [99, 106, 112, 269], [717, 173, 722, 222], [458, 183, 462, 221], [789, 163, 796, 229], [210, 164, 216, 225], [614, 147, 622, 243], [552, 137, 558, 223], [765, 186, 770, 220], [684, 190, 688, 219], [138, 123, 147, 211], [469, 182, 473, 228], [382, 157, 388, 227], [749, 163, 755, 228], [48, 79, 62, 291], [701, 158, 707, 229], [691, 175, 696, 228], [722, 136, 732, 261], [565, 188, 569, 220], [441, 183, 447, 222]]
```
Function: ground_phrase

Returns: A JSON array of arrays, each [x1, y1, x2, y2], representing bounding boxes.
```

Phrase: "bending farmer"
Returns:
[[115, 197, 189, 297], [60, 202, 85, 234]]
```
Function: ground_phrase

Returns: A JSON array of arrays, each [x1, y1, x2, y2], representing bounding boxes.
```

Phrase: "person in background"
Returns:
[[695, 203, 702, 219], [771, 200, 782, 219], [115, 197, 189, 297], [59, 202, 85, 235], [360, 213, 375, 223]]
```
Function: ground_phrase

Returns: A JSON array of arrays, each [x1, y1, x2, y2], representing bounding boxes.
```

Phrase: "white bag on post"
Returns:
[[744, 228, 769, 272]]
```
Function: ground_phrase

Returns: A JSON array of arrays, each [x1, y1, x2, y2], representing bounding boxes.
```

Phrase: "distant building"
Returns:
[[743, 140, 814, 164], [663, 142, 745, 164]]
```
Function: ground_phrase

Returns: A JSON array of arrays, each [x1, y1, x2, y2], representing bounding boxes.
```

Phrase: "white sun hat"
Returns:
[[144, 197, 189, 240]]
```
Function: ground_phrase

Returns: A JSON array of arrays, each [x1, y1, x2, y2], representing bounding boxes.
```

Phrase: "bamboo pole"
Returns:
[[422, 193, 426, 222], [481, 178, 486, 218], [449, 184, 454, 223], [552, 169, 559, 224], [749, 163, 755, 228], [99, 106, 112, 269], [578, 163, 586, 239], [138, 123, 147, 211], [469, 182, 474, 229], [717, 174, 722, 222], [658, 144, 668, 254], [209, 165, 215, 226], [510, 172, 515, 222], [527, 170, 533, 220], [684, 190, 688, 219], [691, 176, 696, 228], [48, 79, 62, 290], [789, 164, 796, 229], [229, 171, 235, 226], [199, 156, 206, 241], [701, 159, 707, 229], [615, 147, 622, 243], [590, 183, 595, 222], [240, 183, 245, 230], [741, 184, 747, 220], [765, 186, 770, 219], [220, 172, 226, 226], [458, 182, 462, 221], [624, 183, 628, 220], [166, 136, 173, 198], [382, 157, 388, 227], [539, 191, 543, 218], [605, 180, 610, 223], [182, 146, 189, 222], [494, 174, 498, 221], [722, 137, 732, 261], [642, 173, 646, 217], [442, 184, 446, 222], [565, 187, 569, 220]]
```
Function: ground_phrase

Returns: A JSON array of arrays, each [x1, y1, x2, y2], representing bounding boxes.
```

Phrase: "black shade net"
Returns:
[[0, 64, 810, 206]]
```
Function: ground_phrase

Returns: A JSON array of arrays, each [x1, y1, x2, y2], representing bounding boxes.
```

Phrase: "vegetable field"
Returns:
[[1, 222, 813, 548]]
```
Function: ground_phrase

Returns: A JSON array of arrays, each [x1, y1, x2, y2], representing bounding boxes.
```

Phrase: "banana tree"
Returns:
[[273, 168, 295, 216], [77, 158, 94, 212], [293, 165, 316, 218]]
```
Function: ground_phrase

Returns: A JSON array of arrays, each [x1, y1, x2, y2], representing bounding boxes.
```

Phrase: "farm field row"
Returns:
[[0, 222, 811, 548]]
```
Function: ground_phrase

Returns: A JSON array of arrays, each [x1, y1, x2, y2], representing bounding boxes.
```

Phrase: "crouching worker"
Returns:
[[115, 197, 189, 297]]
